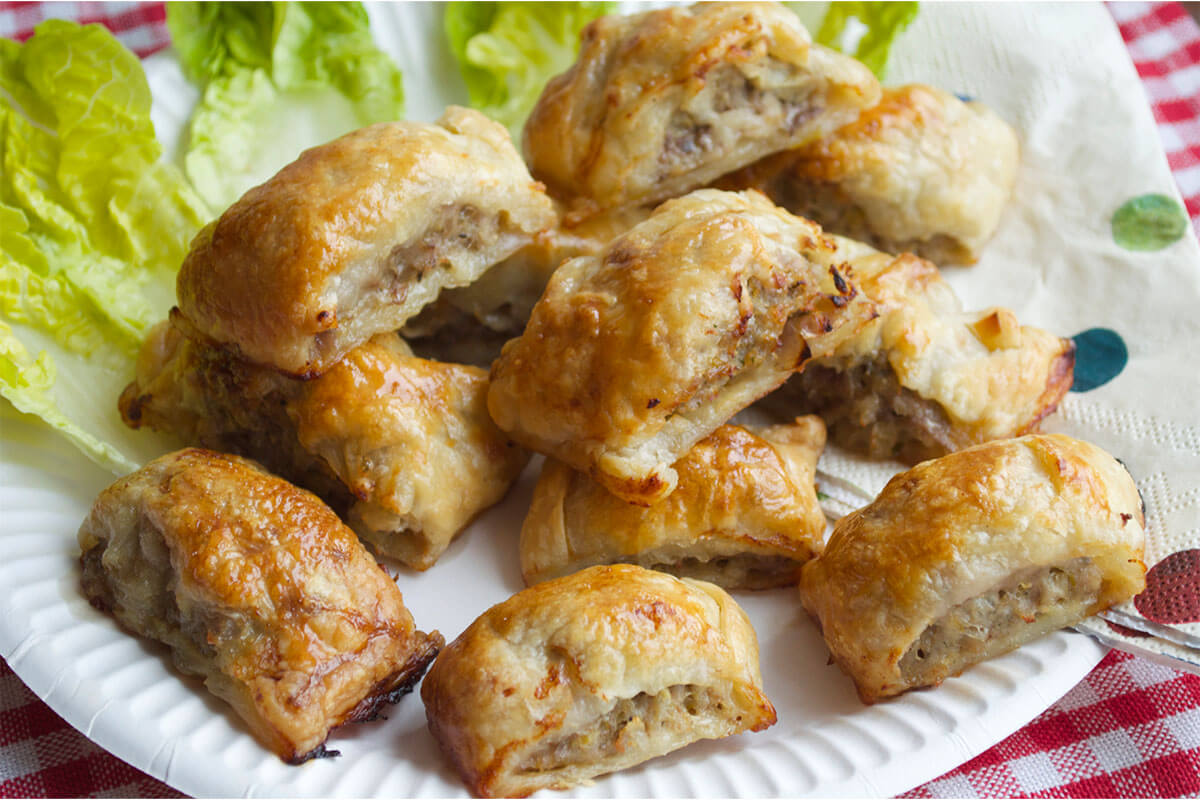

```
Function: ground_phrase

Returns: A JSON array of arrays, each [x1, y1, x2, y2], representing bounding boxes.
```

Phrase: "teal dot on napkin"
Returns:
[[1070, 328, 1127, 392], [1111, 194, 1187, 251]]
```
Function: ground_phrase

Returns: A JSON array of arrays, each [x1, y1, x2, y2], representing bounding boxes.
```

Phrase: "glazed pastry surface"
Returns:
[[799, 434, 1146, 703], [487, 189, 874, 505], [403, 207, 650, 366], [770, 242, 1074, 461], [724, 84, 1019, 265], [421, 564, 777, 797], [520, 416, 828, 589], [78, 448, 443, 763], [176, 107, 556, 377], [121, 321, 529, 570], [524, 1, 880, 215]]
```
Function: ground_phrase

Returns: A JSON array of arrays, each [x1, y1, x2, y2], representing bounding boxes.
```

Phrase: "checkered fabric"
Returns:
[[1, 2, 1199, 798], [0, 661, 181, 798], [0, 1, 168, 57], [902, 650, 1200, 798], [1109, 1, 1200, 230]]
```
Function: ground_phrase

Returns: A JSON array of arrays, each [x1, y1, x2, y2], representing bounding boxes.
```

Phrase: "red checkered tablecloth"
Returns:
[[1, 2, 1199, 798]]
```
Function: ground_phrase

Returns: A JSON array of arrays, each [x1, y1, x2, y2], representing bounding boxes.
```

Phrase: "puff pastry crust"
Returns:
[[120, 320, 530, 570], [402, 207, 649, 367], [769, 243, 1074, 462], [521, 416, 828, 589], [799, 434, 1146, 703], [78, 448, 443, 763], [487, 189, 875, 505], [724, 84, 1019, 265], [523, 1, 880, 215], [421, 564, 777, 797], [176, 107, 556, 377]]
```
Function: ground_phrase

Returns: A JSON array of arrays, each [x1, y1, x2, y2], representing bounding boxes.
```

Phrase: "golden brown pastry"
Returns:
[[722, 84, 1019, 265], [799, 434, 1146, 704], [402, 207, 650, 367], [421, 564, 777, 797], [487, 189, 875, 506], [767, 242, 1074, 462], [521, 416, 828, 589], [120, 319, 530, 570], [524, 2, 880, 216], [176, 107, 557, 378], [78, 448, 443, 763]]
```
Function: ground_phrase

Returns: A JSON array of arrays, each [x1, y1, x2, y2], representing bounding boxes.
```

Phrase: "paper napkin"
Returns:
[[797, 3, 1200, 675]]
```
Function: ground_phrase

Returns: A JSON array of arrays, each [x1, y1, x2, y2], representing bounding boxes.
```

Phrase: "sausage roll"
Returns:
[[524, 2, 880, 215], [120, 319, 530, 570], [722, 85, 1019, 265], [176, 107, 557, 377], [521, 416, 828, 589], [767, 243, 1074, 462], [78, 448, 443, 763], [421, 564, 777, 797], [487, 189, 875, 505], [799, 434, 1146, 704]]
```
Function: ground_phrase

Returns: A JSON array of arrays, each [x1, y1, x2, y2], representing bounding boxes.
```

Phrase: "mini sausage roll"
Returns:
[[421, 564, 777, 797], [521, 417, 828, 589], [768, 243, 1074, 462], [524, 1, 880, 216], [487, 189, 875, 505], [78, 448, 443, 763], [176, 107, 556, 377], [723, 85, 1019, 265], [799, 434, 1146, 704], [120, 320, 530, 570]]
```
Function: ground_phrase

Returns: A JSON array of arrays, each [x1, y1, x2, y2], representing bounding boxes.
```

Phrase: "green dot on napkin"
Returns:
[[1111, 194, 1188, 251]]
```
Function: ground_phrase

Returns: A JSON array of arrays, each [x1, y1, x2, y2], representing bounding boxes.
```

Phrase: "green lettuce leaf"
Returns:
[[0, 319, 131, 472], [168, 2, 406, 212], [0, 21, 210, 473], [815, 2, 919, 78], [443, 2, 612, 140]]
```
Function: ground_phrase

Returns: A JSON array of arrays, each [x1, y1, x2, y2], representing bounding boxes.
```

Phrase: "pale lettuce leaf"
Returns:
[[814, 2, 919, 78], [443, 2, 612, 140], [0, 21, 210, 474], [168, 2, 406, 211]]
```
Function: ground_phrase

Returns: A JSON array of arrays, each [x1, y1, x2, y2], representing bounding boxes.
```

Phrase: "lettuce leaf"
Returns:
[[443, 2, 612, 140], [0, 21, 210, 473], [815, 2, 919, 78], [168, 2, 406, 212]]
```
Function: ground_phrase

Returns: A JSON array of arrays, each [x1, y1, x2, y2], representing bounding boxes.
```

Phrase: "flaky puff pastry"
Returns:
[[523, 2, 880, 216], [78, 448, 443, 763], [402, 206, 651, 367], [176, 107, 556, 378], [487, 189, 876, 506], [723, 85, 1019, 265], [421, 564, 777, 797], [771, 243, 1074, 462], [799, 435, 1146, 704], [120, 320, 530, 570], [521, 416, 828, 589]]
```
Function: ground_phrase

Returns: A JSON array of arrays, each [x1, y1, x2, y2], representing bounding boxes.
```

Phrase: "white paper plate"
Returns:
[[0, 399, 1106, 798], [12, 1, 1194, 797]]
